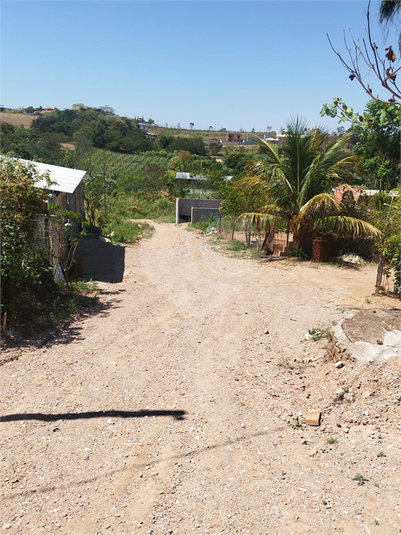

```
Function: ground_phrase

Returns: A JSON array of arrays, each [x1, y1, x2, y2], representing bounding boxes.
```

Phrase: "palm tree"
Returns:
[[235, 117, 381, 249]]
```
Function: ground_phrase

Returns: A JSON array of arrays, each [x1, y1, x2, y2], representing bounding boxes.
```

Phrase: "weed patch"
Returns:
[[278, 358, 313, 372], [1, 280, 101, 349], [226, 239, 247, 251], [307, 328, 330, 341], [106, 217, 153, 244], [333, 387, 350, 403], [292, 416, 303, 429], [352, 473, 368, 486]]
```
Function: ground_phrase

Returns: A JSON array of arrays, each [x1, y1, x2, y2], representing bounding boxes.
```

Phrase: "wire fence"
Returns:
[[217, 216, 292, 252]]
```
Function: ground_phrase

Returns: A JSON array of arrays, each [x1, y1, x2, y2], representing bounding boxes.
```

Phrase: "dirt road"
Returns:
[[1, 223, 401, 535]]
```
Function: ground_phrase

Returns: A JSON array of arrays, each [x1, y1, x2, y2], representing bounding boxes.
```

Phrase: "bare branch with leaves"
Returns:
[[327, 0, 400, 106]]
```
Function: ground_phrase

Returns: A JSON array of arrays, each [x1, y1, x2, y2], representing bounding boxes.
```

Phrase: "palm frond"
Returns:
[[313, 216, 382, 239], [299, 134, 357, 204], [235, 175, 271, 199], [299, 193, 342, 219], [256, 138, 281, 165]]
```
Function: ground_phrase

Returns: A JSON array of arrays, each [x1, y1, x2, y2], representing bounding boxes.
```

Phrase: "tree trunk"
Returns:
[[375, 253, 385, 294], [286, 223, 290, 248]]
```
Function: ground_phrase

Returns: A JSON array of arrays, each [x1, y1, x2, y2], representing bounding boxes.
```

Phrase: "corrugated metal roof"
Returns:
[[18, 159, 86, 194]]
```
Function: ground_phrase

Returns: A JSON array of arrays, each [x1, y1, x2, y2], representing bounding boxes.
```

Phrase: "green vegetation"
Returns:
[[333, 387, 350, 404], [0, 156, 100, 344], [105, 217, 153, 245], [353, 102, 400, 191], [327, 437, 338, 444], [235, 117, 381, 249], [291, 247, 308, 258], [226, 239, 248, 251], [352, 473, 369, 486], [0, 122, 67, 164], [187, 216, 219, 233], [0, 157, 54, 322], [364, 190, 400, 293], [307, 328, 330, 341], [377, 451, 387, 458], [292, 416, 303, 429], [33, 106, 154, 154]]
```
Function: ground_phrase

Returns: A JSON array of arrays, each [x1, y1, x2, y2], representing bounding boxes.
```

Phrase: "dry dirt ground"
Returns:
[[0, 113, 36, 128], [1, 222, 401, 535]]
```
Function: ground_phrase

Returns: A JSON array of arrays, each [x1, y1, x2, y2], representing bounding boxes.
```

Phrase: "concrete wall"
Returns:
[[191, 207, 220, 224], [176, 198, 221, 224]]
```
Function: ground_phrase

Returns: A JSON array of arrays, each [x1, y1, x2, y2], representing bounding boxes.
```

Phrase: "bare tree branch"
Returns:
[[328, 0, 400, 105]]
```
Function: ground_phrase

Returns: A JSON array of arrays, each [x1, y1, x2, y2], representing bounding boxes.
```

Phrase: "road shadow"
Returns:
[[75, 237, 125, 283], [1, 409, 186, 422], [1, 293, 123, 357]]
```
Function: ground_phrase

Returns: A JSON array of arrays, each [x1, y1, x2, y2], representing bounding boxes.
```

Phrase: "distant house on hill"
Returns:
[[138, 118, 147, 132], [263, 135, 278, 144], [35, 107, 56, 115], [176, 172, 207, 181], [333, 184, 364, 203], [241, 137, 257, 145], [226, 132, 241, 143]]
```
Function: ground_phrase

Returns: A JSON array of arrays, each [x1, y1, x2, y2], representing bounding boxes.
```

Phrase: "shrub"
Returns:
[[0, 157, 56, 322]]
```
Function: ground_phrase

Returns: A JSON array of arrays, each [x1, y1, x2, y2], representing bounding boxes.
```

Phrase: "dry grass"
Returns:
[[0, 113, 37, 128]]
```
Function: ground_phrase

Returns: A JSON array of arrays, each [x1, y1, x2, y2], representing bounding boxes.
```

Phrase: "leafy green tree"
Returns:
[[220, 179, 266, 244], [0, 124, 39, 159], [208, 142, 222, 156], [225, 153, 258, 177], [235, 118, 381, 248], [32, 106, 153, 155], [84, 173, 116, 227], [352, 101, 400, 190], [0, 157, 54, 321], [158, 136, 206, 156], [360, 191, 401, 293], [138, 163, 171, 202]]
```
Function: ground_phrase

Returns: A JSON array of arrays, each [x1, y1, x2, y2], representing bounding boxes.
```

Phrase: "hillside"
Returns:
[[149, 124, 265, 143], [0, 109, 263, 143], [0, 112, 37, 128]]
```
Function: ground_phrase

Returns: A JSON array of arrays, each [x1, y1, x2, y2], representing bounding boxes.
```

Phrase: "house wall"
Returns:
[[226, 132, 241, 142], [54, 180, 85, 216]]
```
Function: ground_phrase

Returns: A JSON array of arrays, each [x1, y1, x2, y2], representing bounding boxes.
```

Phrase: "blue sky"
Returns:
[[1, 1, 399, 132]]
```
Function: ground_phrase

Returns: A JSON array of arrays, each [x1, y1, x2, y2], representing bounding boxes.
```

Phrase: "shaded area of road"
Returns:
[[75, 237, 125, 283]]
